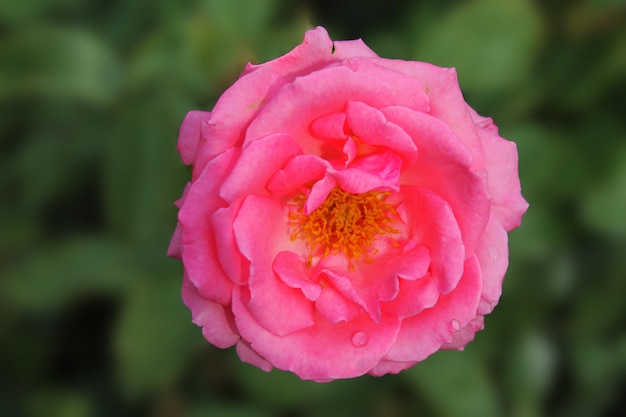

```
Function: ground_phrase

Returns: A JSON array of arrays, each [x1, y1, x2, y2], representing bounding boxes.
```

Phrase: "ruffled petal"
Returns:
[[242, 26, 336, 80], [315, 286, 361, 323], [372, 59, 486, 172], [310, 111, 347, 141], [400, 187, 466, 294], [233, 195, 314, 336], [220, 133, 302, 203], [273, 251, 322, 301], [442, 315, 485, 351], [178, 149, 239, 304], [182, 274, 239, 348], [236, 340, 272, 372], [474, 213, 509, 315], [212, 201, 249, 285], [232, 286, 401, 381], [368, 359, 417, 377], [345, 101, 417, 168], [385, 107, 491, 256], [177, 111, 210, 165], [192, 65, 288, 177], [267, 155, 329, 196], [385, 256, 482, 363], [245, 63, 425, 157], [468, 106, 529, 231]]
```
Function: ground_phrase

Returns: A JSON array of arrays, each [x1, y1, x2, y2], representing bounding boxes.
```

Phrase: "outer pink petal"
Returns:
[[340, 59, 430, 112], [177, 111, 211, 165], [236, 340, 272, 372], [232, 286, 402, 381], [220, 133, 302, 203], [233, 195, 314, 336], [369, 359, 417, 377], [178, 149, 239, 304], [242, 27, 378, 79], [385, 106, 491, 257], [385, 256, 483, 363], [168, 183, 192, 259], [474, 214, 509, 315], [242, 26, 336, 79], [182, 274, 239, 348], [244, 63, 423, 157], [442, 315, 485, 351], [332, 37, 379, 59], [192, 65, 287, 178], [373, 59, 486, 172], [167, 223, 183, 259], [468, 106, 529, 231]]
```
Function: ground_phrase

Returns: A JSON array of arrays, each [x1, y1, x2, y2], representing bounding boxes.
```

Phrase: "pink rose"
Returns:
[[168, 27, 528, 381]]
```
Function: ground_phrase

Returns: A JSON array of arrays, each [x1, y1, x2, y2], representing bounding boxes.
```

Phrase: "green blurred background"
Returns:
[[1, 0, 625, 416]]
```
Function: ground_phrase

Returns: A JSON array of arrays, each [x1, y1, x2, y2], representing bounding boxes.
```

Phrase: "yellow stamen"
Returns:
[[289, 187, 398, 264]]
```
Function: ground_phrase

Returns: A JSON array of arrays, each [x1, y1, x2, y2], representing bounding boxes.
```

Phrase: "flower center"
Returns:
[[289, 187, 398, 264]]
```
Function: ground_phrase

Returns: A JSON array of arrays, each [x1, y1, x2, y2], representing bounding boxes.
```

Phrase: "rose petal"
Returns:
[[373, 59, 486, 172], [242, 26, 336, 80], [233, 195, 314, 336], [236, 340, 272, 372], [315, 286, 361, 323], [474, 213, 509, 315], [177, 111, 210, 165], [212, 201, 249, 285], [220, 133, 302, 203], [442, 315, 485, 351], [167, 223, 183, 260], [345, 101, 417, 168], [368, 359, 417, 377], [182, 274, 239, 348], [267, 155, 329, 196], [332, 37, 379, 59], [338, 151, 402, 192], [232, 286, 402, 381], [273, 251, 322, 301], [314, 241, 431, 323], [400, 187, 466, 294], [468, 106, 529, 231], [245, 63, 424, 156], [385, 107, 491, 256], [340, 59, 430, 113], [385, 256, 482, 363], [192, 65, 287, 177], [310, 111, 347, 141], [179, 149, 239, 304], [382, 274, 439, 319]]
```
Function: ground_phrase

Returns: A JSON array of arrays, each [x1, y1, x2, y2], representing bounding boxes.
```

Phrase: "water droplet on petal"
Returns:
[[351, 331, 369, 348], [488, 246, 500, 261], [451, 319, 461, 331]]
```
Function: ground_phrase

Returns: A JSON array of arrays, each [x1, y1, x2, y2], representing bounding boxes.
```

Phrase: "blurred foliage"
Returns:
[[1, 0, 625, 416]]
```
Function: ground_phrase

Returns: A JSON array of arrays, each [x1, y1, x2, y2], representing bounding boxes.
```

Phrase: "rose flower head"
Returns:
[[168, 27, 528, 382]]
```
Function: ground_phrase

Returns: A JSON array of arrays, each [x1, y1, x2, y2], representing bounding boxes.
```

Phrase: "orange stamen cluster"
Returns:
[[289, 187, 399, 264]]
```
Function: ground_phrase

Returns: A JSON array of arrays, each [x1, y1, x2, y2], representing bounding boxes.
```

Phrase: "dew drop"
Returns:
[[488, 246, 500, 261], [451, 319, 461, 331], [351, 331, 369, 348]]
